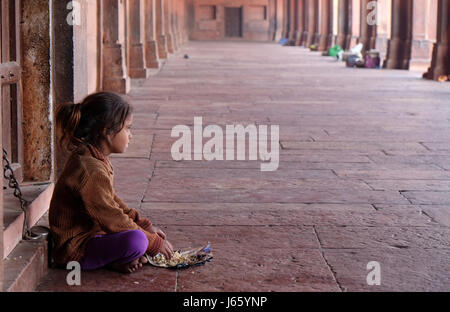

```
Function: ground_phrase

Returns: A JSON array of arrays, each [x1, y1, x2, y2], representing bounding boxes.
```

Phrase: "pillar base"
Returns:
[[103, 43, 128, 78], [129, 43, 150, 79], [145, 40, 160, 69], [300, 31, 308, 46], [423, 43, 450, 80], [295, 31, 302, 46], [129, 68, 150, 79], [383, 39, 412, 70], [166, 33, 175, 54], [318, 34, 333, 52], [172, 32, 179, 50], [103, 76, 131, 94], [336, 34, 351, 50], [158, 35, 168, 59], [177, 32, 183, 45]]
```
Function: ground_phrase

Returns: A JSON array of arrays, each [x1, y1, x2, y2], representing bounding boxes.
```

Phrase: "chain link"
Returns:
[[2, 148, 48, 241]]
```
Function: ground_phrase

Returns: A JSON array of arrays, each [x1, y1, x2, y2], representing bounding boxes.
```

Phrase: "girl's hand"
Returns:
[[151, 226, 166, 240], [160, 240, 174, 260]]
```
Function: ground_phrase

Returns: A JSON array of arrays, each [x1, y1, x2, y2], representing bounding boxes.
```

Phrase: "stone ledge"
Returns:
[[3, 214, 49, 292], [3, 183, 54, 259]]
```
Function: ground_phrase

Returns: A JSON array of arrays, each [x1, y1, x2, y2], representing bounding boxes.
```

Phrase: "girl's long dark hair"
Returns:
[[56, 92, 132, 151]]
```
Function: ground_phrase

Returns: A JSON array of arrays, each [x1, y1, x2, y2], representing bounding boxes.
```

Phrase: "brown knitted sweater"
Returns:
[[49, 144, 163, 265]]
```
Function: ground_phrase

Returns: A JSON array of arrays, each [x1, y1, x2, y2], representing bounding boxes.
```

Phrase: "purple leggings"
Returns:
[[80, 230, 148, 271]]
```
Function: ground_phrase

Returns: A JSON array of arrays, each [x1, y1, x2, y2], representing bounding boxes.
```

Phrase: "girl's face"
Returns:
[[107, 115, 133, 154]]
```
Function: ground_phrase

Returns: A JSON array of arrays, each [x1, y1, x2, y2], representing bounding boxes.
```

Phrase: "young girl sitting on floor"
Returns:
[[49, 91, 173, 273]]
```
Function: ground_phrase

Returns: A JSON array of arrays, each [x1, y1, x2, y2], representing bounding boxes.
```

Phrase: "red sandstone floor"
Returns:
[[37, 41, 450, 292]]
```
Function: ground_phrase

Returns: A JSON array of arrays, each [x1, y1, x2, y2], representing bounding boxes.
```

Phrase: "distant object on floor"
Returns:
[[310, 44, 318, 51], [351, 43, 364, 56], [364, 50, 381, 69], [184, 54, 189, 59], [346, 54, 361, 68], [280, 38, 289, 46], [327, 45, 343, 58]]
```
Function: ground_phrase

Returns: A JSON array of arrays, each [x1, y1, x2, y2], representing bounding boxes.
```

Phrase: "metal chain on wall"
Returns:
[[2, 148, 49, 241]]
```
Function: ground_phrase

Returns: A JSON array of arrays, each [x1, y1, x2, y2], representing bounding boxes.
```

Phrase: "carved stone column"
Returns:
[[359, 0, 377, 52], [300, 0, 308, 46], [102, 0, 130, 94], [288, 0, 297, 45], [144, 0, 160, 69], [281, 0, 289, 39], [165, 0, 175, 53], [306, 0, 318, 47], [317, 0, 333, 51], [424, 0, 450, 80], [383, 0, 413, 69], [155, 0, 168, 59], [127, 0, 149, 78], [295, 0, 305, 46], [336, 0, 352, 49], [170, 0, 180, 49]]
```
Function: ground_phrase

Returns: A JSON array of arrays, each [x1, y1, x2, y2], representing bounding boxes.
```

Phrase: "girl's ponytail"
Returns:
[[56, 102, 83, 150]]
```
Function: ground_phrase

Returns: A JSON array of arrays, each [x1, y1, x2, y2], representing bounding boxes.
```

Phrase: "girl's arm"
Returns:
[[114, 193, 159, 235], [80, 169, 163, 256], [113, 193, 143, 223]]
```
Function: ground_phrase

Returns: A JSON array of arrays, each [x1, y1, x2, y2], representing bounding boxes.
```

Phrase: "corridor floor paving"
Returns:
[[37, 40, 450, 292]]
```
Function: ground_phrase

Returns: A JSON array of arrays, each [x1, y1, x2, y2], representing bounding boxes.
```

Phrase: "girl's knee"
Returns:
[[124, 230, 149, 255]]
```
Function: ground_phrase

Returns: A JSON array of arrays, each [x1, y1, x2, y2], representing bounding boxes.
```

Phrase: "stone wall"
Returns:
[[189, 0, 272, 41]]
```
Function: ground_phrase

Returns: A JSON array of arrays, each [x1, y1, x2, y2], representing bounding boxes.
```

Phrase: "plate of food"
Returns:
[[146, 243, 213, 269]]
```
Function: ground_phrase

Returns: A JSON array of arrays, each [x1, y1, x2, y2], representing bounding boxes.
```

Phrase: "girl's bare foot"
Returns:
[[139, 255, 148, 265], [108, 258, 142, 274]]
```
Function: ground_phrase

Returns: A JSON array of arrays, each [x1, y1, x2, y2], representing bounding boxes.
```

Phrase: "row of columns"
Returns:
[[102, 0, 187, 94], [279, 0, 450, 80]]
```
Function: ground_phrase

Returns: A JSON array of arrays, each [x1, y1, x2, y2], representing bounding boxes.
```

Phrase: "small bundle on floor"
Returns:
[[146, 243, 213, 269]]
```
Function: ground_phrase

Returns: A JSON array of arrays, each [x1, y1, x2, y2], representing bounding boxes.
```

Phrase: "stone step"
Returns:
[[3, 214, 50, 292]]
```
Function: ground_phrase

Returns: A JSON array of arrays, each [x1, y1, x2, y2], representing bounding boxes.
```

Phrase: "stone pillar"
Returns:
[[288, 0, 297, 45], [164, 0, 175, 53], [51, 0, 75, 174], [22, 0, 52, 181], [295, 0, 305, 46], [424, 0, 450, 80], [156, 0, 168, 59], [269, 0, 277, 40], [336, 0, 352, 49], [171, 0, 180, 49], [102, 0, 130, 94], [175, 0, 182, 45], [300, 0, 309, 46], [306, 0, 318, 47], [281, 0, 289, 39], [144, 0, 160, 69], [383, 0, 413, 69], [317, 0, 333, 51], [359, 0, 377, 52], [127, 0, 149, 78]]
